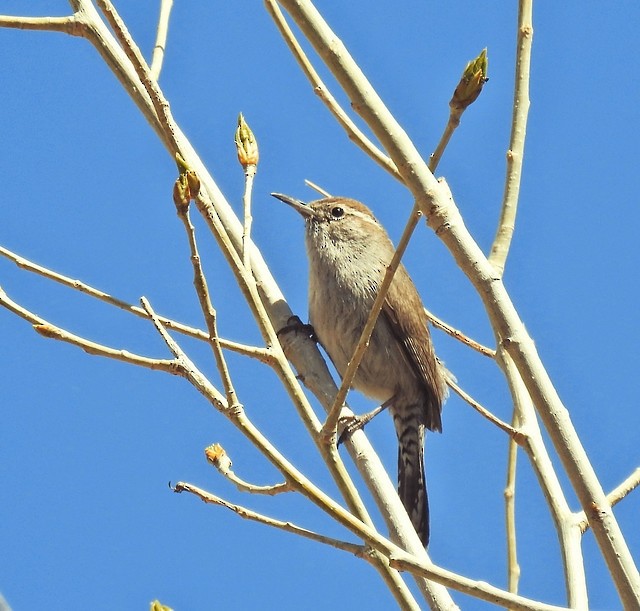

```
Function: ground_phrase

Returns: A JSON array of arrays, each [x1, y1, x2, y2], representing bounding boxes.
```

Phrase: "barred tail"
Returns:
[[395, 411, 429, 546]]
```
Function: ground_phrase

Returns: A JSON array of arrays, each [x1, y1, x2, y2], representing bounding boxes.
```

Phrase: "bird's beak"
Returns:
[[271, 192, 314, 218]]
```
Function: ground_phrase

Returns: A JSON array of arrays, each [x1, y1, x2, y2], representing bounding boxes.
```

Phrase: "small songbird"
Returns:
[[272, 193, 447, 546]]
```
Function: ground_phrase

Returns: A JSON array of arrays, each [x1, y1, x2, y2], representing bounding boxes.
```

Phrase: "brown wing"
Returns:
[[382, 264, 445, 432]]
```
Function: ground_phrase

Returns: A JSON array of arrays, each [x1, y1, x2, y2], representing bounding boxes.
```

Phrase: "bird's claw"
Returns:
[[276, 315, 317, 342], [337, 414, 370, 447]]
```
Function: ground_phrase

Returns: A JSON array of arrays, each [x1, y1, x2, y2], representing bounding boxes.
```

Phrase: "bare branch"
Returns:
[[235, 114, 259, 272], [0, 286, 179, 374], [498, 350, 587, 607], [429, 49, 488, 172], [446, 375, 523, 440], [174, 183, 241, 408], [424, 306, 496, 358], [389, 554, 569, 611], [205, 444, 293, 496], [150, 0, 173, 79], [264, 0, 401, 182], [94, 0, 179, 151], [304, 179, 332, 197], [173, 481, 368, 557], [0, 245, 273, 363], [0, 14, 83, 34], [577, 468, 640, 534], [489, 0, 533, 274], [505, 430, 521, 594]]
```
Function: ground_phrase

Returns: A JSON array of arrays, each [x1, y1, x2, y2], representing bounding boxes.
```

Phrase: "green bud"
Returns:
[[173, 173, 191, 212], [234, 113, 259, 167], [186, 170, 201, 198], [175, 152, 190, 174], [450, 48, 488, 112]]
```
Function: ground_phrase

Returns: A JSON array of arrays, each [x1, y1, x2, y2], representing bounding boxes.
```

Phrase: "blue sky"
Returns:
[[1, 2, 638, 609]]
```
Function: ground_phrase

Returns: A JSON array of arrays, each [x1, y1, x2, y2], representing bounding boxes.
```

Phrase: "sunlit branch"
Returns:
[[205, 443, 293, 495], [488, 0, 533, 275], [424, 306, 495, 358], [446, 375, 523, 440], [174, 177, 240, 409], [499, 350, 587, 608], [505, 416, 521, 594], [389, 554, 568, 611], [577, 468, 640, 534], [0, 245, 273, 363], [264, 0, 401, 182], [0, 14, 81, 34], [173, 481, 368, 556], [150, 0, 173, 79], [0, 286, 179, 374], [304, 179, 331, 197], [235, 114, 259, 272], [429, 49, 488, 172]]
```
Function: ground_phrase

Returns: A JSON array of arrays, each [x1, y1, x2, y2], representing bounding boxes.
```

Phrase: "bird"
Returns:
[[272, 193, 447, 545]]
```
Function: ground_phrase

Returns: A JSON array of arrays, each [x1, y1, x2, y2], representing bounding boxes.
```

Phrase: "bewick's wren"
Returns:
[[272, 193, 447, 546]]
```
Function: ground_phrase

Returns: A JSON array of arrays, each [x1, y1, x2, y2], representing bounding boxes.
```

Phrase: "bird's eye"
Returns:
[[330, 206, 344, 219]]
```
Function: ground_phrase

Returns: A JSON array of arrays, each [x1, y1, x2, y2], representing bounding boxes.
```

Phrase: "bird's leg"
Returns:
[[337, 396, 393, 446], [276, 315, 317, 342]]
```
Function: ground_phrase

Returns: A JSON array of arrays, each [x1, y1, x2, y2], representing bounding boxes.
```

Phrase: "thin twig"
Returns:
[[0, 245, 273, 363], [446, 375, 523, 440], [430, 49, 487, 172], [220, 470, 293, 496], [173, 481, 368, 556], [175, 191, 239, 408], [429, 118, 458, 173], [235, 114, 259, 272], [388, 554, 568, 611], [95, 0, 179, 151], [498, 350, 587, 608], [150, 0, 173, 79], [577, 468, 640, 534], [205, 443, 293, 495], [424, 306, 495, 358], [139, 296, 229, 413], [264, 0, 402, 182], [505, 416, 521, 594], [304, 179, 331, 197], [138, 299, 409, 594], [0, 286, 180, 374], [242, 167, 256, 271], [177, 473, 574, 611], [0, 14, 82, 34], [488, 0, 533, 275]]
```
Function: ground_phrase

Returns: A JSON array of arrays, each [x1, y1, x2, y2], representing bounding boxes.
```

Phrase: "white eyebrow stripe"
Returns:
[[348, 209, 378, 226]]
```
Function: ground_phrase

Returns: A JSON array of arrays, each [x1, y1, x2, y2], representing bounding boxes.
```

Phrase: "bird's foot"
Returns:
[[276, 315, 317, 342], [337, 404, 387, 446]]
